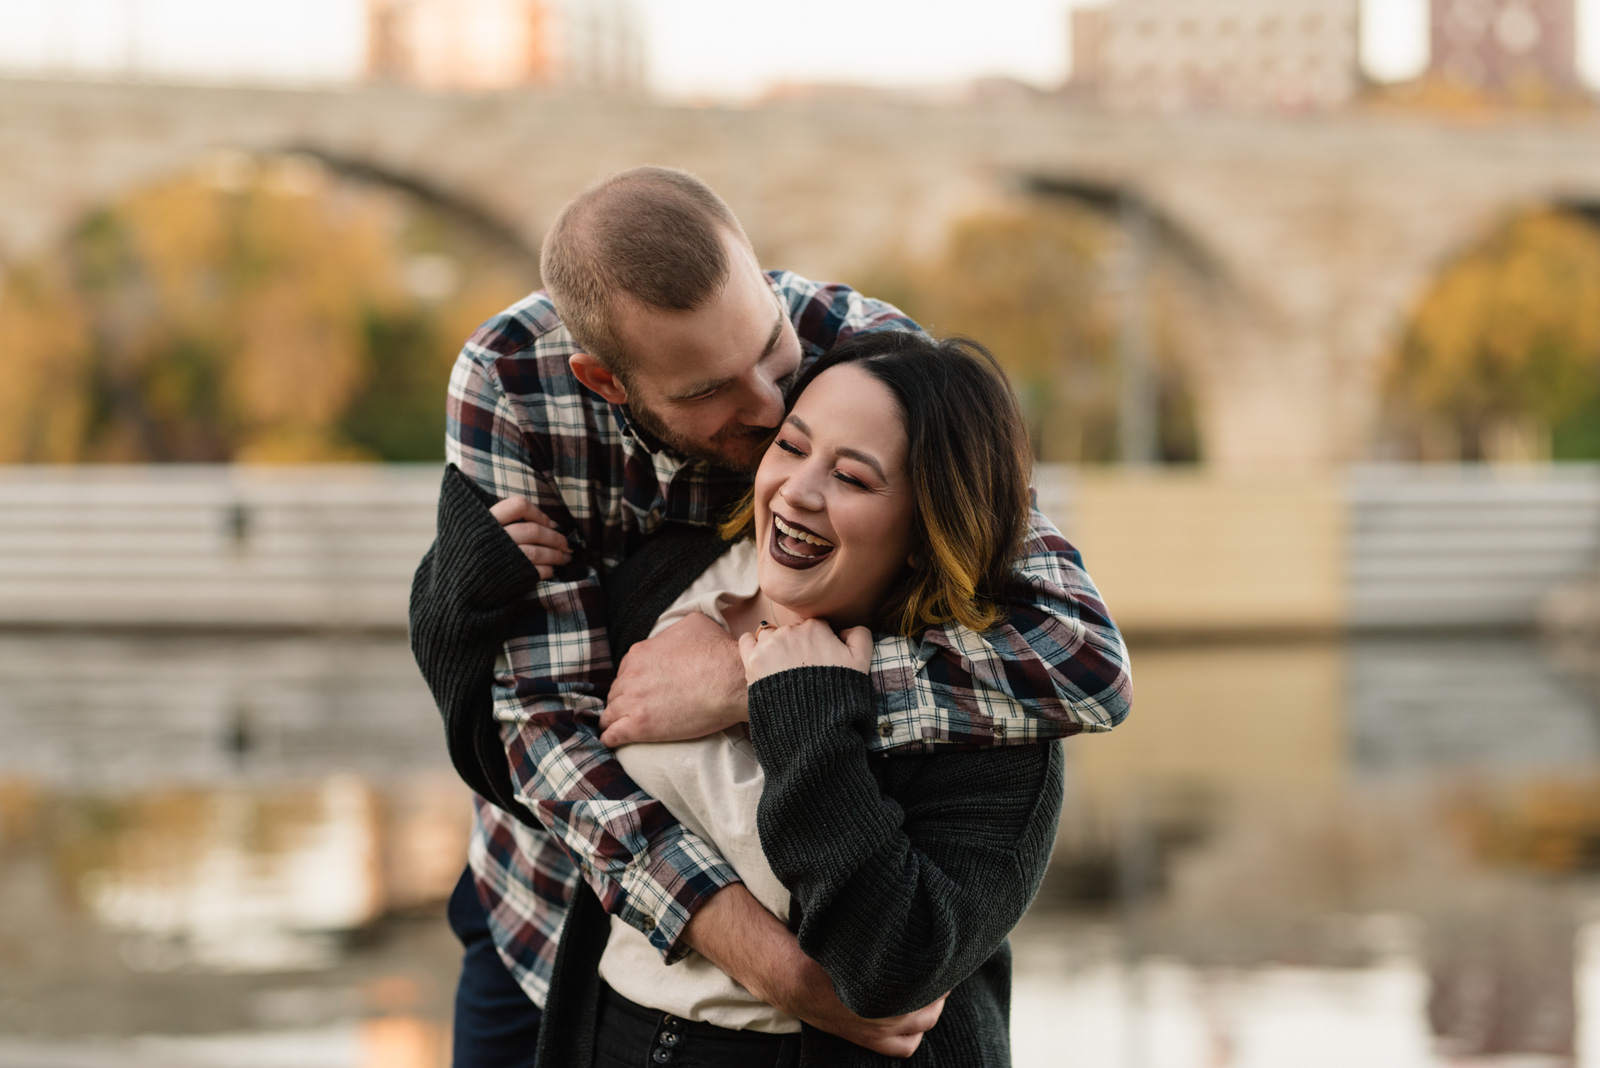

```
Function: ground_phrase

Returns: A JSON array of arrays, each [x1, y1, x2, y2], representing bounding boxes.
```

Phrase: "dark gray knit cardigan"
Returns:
[[409, 464, 1064, 1068]]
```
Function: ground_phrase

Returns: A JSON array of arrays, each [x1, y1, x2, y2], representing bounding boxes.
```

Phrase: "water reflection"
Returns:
[[2, 631, 1598, 1067], [1034, 635, 1600, 1067], [0, 633, 449, 789], [1350, 637, 1600, 780], [81, 776, 382, 972], [0, 633, 463, 1065]]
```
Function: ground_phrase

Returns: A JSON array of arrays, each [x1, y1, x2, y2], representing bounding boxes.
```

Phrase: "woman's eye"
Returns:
[[834, 472, 869, 489], [776, 439, 804, 456]]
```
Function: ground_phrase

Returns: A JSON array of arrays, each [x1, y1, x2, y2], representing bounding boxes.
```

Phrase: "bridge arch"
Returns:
[[12, 79, 1600, 467], [1020, 172, 1247, 465]]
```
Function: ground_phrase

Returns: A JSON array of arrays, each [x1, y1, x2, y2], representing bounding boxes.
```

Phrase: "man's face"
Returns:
[[608, 231, 803, 472]]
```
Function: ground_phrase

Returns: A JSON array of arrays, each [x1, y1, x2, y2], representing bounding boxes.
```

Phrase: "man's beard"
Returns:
[[626, 371, 797, 474], [625, 401, 773, 473]]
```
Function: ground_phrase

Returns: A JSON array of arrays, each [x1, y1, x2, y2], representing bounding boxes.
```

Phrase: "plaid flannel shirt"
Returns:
[[447, 271, 1132, 1006]]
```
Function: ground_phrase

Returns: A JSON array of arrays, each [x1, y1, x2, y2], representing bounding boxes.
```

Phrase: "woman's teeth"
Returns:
[[774, 516, 833, 548]]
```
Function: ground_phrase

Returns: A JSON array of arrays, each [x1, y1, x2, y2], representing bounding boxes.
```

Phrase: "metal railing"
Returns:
[[3, 463, 1598, 632], [1346, 464, 1600, 629], [0, 465, 441, 629]]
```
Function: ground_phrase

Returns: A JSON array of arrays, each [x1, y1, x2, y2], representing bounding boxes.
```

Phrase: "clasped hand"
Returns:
[[737, 618, 872, 684]]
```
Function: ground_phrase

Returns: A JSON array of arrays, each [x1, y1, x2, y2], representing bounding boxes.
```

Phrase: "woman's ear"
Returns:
[[569, 353, 629, 405]]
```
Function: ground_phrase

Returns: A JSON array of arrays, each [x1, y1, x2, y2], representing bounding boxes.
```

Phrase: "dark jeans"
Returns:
[[596, 986, 802, 1068], [448, 866, 544, 1068]]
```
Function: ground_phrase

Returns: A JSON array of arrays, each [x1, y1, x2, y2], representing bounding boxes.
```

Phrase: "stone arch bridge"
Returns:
[[4, 77, 1599, 468]]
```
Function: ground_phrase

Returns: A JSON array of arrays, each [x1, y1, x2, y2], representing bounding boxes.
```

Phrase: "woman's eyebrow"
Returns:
[[787, 415, 888, 481], [837, 447, 887, 483]]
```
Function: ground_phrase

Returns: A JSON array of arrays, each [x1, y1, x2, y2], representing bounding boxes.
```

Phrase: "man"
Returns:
[[416, 166, 1131, 1065]]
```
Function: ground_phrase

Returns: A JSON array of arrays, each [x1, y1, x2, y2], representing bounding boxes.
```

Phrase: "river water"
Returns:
[[2, 631, 1597, 1067]]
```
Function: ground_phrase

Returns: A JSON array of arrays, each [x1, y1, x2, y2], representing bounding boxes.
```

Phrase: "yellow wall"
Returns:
[[1069, 641, 1347, 803], [1062, 471, 1346, 636]]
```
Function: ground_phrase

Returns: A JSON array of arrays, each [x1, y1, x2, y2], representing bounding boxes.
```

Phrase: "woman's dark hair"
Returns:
[[720, 330, 1033, 637]]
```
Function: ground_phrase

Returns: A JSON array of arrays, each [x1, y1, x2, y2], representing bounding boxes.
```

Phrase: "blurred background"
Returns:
[[4, 1, 1600, 1065]]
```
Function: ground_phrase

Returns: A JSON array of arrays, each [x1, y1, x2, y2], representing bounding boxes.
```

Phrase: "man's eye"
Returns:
[[685, 388, 719, 402], [775, 439, 804, 456]]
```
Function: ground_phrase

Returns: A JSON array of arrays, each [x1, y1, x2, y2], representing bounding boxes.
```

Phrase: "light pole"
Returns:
[[1117, 190, 1159, 466]]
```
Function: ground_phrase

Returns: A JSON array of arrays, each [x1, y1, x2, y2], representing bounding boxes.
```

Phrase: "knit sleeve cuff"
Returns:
[[746, 666, 876, 762], [433, 463, 542, 611]]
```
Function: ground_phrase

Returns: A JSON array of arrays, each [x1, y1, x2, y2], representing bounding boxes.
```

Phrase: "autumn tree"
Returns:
[[860, 200, 1199, 464], [1388, 209, 1600, 461], [0, 153, 534, 463]]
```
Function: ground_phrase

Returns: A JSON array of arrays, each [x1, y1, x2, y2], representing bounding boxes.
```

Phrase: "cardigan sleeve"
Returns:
[[409, 463, 544, 824], [746, 667, 1065, 1019]]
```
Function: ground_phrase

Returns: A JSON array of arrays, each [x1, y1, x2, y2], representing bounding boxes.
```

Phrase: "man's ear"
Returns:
[[569, 353, 629, 406]]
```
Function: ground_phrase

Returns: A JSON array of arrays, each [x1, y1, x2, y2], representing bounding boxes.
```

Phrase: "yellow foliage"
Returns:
[[862, 201, 1197, 463], [0, 154, 537, 463], [0, 264, 93, 462], [1389, 209, 1600, 457]]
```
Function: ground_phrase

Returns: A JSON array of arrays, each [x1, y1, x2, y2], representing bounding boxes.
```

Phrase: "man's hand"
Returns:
[[600, 612, 748, 747], [738, 618, 873, 685], [777, 953, 946, 1059], [682, 884, 945, 1059], [489, 496, 571, 580]]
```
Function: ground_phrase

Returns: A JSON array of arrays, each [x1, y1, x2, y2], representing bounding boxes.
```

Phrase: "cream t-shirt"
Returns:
[[596, 538, 801, 1033]]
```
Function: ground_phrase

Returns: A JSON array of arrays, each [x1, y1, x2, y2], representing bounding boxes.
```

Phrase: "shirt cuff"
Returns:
[[615, 828, 741, 964]]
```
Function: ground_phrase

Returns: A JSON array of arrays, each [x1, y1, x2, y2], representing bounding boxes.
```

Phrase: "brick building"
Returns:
[[367, 0, 643, 93], [1428, 0, 1581, 97], [1070, 0, 1361, 112]]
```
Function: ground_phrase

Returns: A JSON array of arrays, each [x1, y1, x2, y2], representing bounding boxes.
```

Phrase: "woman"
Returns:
[[420, 331, 1065, 1067]]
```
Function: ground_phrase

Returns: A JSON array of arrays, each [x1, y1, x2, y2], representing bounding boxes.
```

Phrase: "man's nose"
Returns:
[[739, 373, 787, 430]]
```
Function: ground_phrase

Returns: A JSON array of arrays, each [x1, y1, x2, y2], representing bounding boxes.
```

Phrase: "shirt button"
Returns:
[[993, 722, 1007, 738], [659, 1031, 681, 1047], [652, 1048, 673, 1063], [878, 720, 894, 738], [639, 916, 656, 931]]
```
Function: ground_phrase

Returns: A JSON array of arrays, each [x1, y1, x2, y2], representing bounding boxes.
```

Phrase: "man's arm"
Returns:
[[601, 501, 1131, 748], [446, 342, 738, 961], [682, 884, 945, 1060], [877, 500, 1132, 743]]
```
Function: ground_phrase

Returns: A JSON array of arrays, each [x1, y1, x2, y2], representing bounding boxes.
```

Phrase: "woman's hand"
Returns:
[[489, 496, 571, 580], [737, 618, 872, 685]]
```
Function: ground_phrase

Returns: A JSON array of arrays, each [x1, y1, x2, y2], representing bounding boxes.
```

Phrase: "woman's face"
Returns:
[[753, 363, 915, 628]]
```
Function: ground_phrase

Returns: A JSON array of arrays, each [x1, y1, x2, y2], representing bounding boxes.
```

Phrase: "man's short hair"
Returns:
[[540, 166, 749, 378]]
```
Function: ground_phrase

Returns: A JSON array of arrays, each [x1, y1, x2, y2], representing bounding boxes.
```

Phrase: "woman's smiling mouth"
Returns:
[[770, 513, 835, 570]]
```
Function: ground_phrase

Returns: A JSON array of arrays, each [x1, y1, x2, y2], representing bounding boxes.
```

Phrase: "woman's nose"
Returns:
[[779, 464, 826, 512]]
